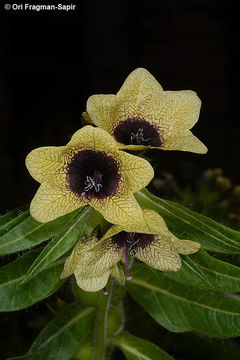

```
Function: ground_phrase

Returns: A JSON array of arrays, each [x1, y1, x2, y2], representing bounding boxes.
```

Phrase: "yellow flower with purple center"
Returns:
[[26, 126, 154, 225], [61, 209, 200, 292], [84, 68, 207, 153]]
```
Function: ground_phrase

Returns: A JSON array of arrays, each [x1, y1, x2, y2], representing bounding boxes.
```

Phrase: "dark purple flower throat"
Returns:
[[113, 118, 162, 147], [112, 231, 155, 256], [66, 149, 120, 199], [112, 231, 155, 280]]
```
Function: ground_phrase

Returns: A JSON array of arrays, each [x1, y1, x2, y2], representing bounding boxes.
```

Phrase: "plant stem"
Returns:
[[93, 281, 112, 360]]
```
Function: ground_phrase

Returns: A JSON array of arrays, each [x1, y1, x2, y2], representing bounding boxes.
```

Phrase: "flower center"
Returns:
[[83, 171, 103, 193], [130, 128, 151, 145], [113, 118, 162, 147], [66, 149, 120, 199], [127, 232, 141, 256], [112, 231, 155, 253], [111, 231, 155, 280]]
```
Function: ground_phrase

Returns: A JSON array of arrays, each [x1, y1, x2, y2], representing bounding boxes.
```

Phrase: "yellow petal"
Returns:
[[111, 263, 125, 285], [162, 129, 207, 154], [82, 111, 93, 124], [66, 125, 118, 152], [90, 194, 144, 226], [117, 144, 149, 151], [164, 235, 201, 255], [78, 238, 122, 276], [86, 95, 118, 132], [74, 269, 111, 292], [153, 90, 201, 132], [101, 225, 123, 241], [30, 183, 85, 223], [118, 151, 154, 193], [117, 68, 164, 121], [135, 242, 181, 271], [60, 235, 98, 279], [102, 209, 173, 239], [26, 146, 66, 186]]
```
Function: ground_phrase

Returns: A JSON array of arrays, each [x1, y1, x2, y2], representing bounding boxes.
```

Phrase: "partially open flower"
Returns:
[[26, 126, 154, 224], [85, 68, 207, 153], [61, 209, 200, 291], [61, 234, 125, 292]]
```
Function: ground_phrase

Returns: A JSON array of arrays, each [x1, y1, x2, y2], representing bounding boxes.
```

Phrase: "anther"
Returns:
[[83, 171, 103, 193], [130, 128, 151, 145]]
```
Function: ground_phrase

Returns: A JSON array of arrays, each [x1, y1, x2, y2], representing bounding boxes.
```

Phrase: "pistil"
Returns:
[[125, 245, 132, 280]]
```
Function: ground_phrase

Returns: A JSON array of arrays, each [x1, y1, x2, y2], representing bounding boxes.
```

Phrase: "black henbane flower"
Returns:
[[26, 126, 154, 225], [61, 209, 200, 291], [84, 68, 207, 153]]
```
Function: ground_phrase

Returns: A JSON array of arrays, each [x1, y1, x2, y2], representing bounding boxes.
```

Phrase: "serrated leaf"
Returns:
[[136, 189, 240, 254], [165, 249, 240, 292], [0, 207, 83, 256], [110, 331, 174, 360], [126, 264, 240, 338], [0, 250, 66, 311], [8, 303, 95, 360]]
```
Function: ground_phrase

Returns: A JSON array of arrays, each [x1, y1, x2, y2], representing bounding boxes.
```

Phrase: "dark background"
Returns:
[[1, 0, 239, 213], [1, 1, 240, 359]]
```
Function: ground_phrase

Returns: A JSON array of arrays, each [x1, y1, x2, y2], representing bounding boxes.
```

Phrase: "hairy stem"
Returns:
[[93, 281, 113, 360]]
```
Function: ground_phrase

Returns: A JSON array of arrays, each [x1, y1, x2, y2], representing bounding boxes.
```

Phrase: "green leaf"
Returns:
[[0, 207, 27, 226], [0, 208, 29, 237], [8, 302, 95, 360], [110, 332, 174, 360], [0, 207, 83, 256], [22, 207, 93, 283], [165, 249, 240, 293], [136, 189, 240, 254], [0, 250, 66, 311], [126, 264, 240, 338]]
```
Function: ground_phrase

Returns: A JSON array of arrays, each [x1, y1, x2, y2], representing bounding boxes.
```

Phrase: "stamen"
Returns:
[[128, 238, 140, 256], [130, 127, 151, 145], [103, 287, 108, 295], [83, 171, 103, 193], [127, 233, 140, 256], [125, 244, 132, 280]]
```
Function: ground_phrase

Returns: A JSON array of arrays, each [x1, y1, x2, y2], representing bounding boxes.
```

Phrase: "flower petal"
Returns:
[[118, 151, 154, 193], [86, 95, 118, 132], [74, 269, 111, 292], [135, 242, 181, 271], [26, 146, 66, 186], [162, 130, 207, 154], [111, 263, 125, 285], [30, 183, 85, 223], [117, 68, 164, 121], [78, 238, 122, 276], [60, 235, 98, 279], [153, 90, 201, 133], [165, 235, 201, 255], [90, 194, 144, 226], [82, 111, 94, 124], [66, 125, 118, 152], [102, 209, 174, 239]]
